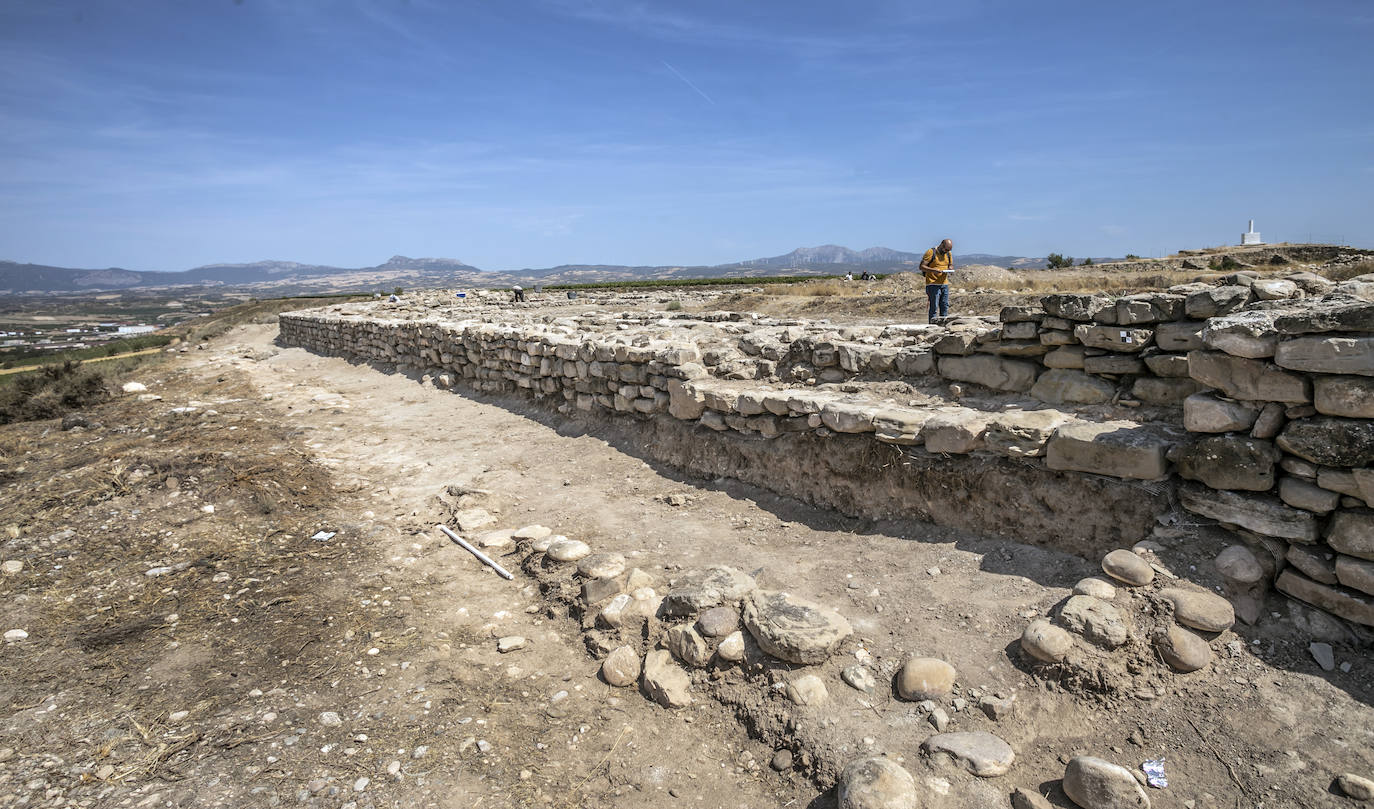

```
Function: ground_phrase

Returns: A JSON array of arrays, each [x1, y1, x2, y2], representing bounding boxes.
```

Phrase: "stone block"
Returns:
[[1176, 435, 1280, 491], [1185, 285, 1253, 318], [1275, 569, 1374, 627], [1202, 310, 1283, 358], [1041, 294, 1110, 322], [1039, 329, 1077, 346], [938, 354, 1040, 393], [1043, 345, 1087, 369], [1132, 377, 1202, 405], [1187, 351, 1311, 403], [923, 411, 991, 454], [872, 407, 930, 446], [1279, 477, 1341, 513], [1274, 336, 1374, 376], [1001, 321, 1039, 340], [1336, 555, 1374, 596], [1250, 401, 1286, 439], [1074, 324, 1154, 353], [1287, 544, 1339, 584], [984, 410, 1071, 458], [1277, 418, 1374, 467], [999, 305, 1044, 323], [978, 339, 1050, 358], [894, 349, 935, 376], [1083, 354, 1146, 375], [1272, 300, 1374, 334], [819, 402, 879, 434], [1178, 483, 1320, 542], [1030, 369, 1115, 404], [1314, 376, 1374, 418], [932, 332, 978, 356], [1045, 420, 1173, 480], [1155, 320, 1207, 352], [1115, 293, 1185, 324], [1143, 352, 1191, 377], [1327, 510, 1374, 561]]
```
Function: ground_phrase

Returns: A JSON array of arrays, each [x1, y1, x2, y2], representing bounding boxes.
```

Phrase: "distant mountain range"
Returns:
[[0, 246, 1065, 295]]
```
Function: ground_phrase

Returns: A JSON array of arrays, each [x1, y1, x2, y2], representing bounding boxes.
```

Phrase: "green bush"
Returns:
[[1046, 253, 1074, 269], [1125, 254, 1141, 260], [665, 300, 683, 311], [1080, 257, 1094, 266]]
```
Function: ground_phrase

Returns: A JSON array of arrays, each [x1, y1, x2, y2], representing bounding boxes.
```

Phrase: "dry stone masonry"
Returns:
[[279, 267, 1374, 633]]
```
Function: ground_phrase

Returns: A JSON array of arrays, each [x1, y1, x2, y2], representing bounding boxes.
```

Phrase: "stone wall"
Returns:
[[277, 271, 1374, 631]]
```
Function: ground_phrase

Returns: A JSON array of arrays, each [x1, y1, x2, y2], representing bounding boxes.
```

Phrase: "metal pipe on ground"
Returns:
[[437, 524, 514, 580]]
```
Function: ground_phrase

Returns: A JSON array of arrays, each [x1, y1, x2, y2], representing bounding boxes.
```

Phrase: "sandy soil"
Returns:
[[1, 315, 1371, 808]]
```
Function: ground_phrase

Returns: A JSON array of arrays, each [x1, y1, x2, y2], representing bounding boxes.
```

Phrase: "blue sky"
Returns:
[[1, 0, 1371, 271]]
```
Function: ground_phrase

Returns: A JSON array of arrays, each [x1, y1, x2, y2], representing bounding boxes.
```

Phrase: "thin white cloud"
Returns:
[[661, 60, 715, 106]]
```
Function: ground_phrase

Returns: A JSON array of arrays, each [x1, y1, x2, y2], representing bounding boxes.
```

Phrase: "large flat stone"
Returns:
[[920, 731, 1016, 777], [1155, 320, 1206, 352], [1115, 293, 1184, 325], [1274, 336, 1374, 376], [938, 354, 1040, 393], [820, 402, 879, 434], [984, 410, 1072, 458], [1132, 377, 1202, 405], [1202, 310, 1283, 358], [1185, 285, 1252, 318], [742, 589, 852, 665], [1176, 435, 1280, 491], [1045, 420, 1173, 480], [1272, 300, 1374, 334], [1276, 570, 1374, 627], [1043, 345, 1087, 369], [1179, 483, 1320, 542], [1327, 510, 1374, 561], [1030, 369, 1115, 405], [871, 407, 931, 446], [922, 411, 991, 454], [1041, 294, 1110, 322], [1187, 350, 1311, 403], [1182, 392, 1259, 433], [1336, 555, 1374, 596], [666, 379, 706, 420], [1314, 376, 1374, 418], [1276, 418, 1374, 467], [1074, 324, 1154, 353]]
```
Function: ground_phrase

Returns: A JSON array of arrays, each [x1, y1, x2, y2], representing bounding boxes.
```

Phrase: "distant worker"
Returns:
[[388, 293, 399, 302], [844, 271, 854, 282], [921, 239, 955, 321], [859, 270, 871, 281], [512, 284, 525, 303]]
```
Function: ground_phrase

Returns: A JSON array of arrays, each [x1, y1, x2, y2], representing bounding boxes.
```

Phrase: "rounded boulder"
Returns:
[[895, 656, 956, 701]]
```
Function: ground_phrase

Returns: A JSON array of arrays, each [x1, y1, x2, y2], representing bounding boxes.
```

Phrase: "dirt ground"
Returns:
[[1, 312, 1372, 809]]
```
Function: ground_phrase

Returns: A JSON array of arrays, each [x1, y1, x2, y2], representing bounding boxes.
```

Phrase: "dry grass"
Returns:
[[1317, 259, 1374, 282]]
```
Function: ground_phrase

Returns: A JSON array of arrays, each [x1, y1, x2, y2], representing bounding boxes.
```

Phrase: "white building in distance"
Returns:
[[1241, 219, 1263, 245]]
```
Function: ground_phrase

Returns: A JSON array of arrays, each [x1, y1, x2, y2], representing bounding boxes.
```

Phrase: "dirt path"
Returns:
[[0, 347, 165, 376], [2, 320, 1371, 808]]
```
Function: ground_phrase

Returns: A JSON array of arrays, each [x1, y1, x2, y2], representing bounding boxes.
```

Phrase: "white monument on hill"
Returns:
[[1241, 219, 1263, 245]]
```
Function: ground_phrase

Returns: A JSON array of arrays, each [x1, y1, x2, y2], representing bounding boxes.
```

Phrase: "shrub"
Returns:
[[1080, 257, 1094, 267], [1125, 254, 1140, 260], [665, 300, 683, 311], [0, 361, 112, 425], [1046, 253, 1074, 269]]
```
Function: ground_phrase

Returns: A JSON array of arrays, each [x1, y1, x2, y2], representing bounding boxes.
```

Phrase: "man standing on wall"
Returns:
[[921, 239, 954, 321]]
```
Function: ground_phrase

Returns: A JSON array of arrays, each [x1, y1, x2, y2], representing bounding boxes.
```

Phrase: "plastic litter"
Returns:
[[311, 531, 336, 542], [1141, 758, 1167, 788]]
